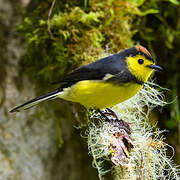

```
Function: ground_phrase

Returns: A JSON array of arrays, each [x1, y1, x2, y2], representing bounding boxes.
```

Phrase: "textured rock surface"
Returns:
[[0, 1, 97, 179]]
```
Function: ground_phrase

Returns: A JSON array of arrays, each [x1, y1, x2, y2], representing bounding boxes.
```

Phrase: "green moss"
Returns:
[[21, 0, 160, 87], [18, 0, 140, 90]]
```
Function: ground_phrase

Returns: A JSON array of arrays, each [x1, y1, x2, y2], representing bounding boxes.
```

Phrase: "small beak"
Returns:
[[146, 64, 163, 72]]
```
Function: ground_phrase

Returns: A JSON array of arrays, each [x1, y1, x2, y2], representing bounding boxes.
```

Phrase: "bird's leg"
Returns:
[[106, 108, 119, 120], [97, 108, 118, 120], [97, 109, 118, 121], [97, 109, 110, 121], [96, 108, 131, 134], [104, 108, 131, 134]]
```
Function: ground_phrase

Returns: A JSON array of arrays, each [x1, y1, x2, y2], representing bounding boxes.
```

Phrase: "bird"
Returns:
[[10, 45, 162, 113]]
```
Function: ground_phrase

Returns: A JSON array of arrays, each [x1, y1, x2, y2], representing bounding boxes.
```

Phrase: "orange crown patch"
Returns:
[[135, 45, 152, 57]]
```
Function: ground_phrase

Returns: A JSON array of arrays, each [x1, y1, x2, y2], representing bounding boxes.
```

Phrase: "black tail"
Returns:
[[10, 89, 61, 113]]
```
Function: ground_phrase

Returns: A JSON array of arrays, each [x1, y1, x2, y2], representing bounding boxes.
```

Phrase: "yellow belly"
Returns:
[[58, 80, 142, 109]]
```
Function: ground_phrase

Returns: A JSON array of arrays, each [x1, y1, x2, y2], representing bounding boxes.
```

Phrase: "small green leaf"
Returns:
[[137, 9, 159, 16], [24, 17, 32, 25], [80, 11, 103, 26], [169, 0, 179, 5], [125, 0, 146, 7], [105, 8, 114, 26], [39, 20, 46, 26]]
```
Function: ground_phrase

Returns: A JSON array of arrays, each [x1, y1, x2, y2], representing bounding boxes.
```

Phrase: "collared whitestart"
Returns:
[[10, 45, 162, 113]]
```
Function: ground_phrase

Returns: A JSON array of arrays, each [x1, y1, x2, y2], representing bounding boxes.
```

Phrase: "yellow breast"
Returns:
[[58, 80, 142, 109]]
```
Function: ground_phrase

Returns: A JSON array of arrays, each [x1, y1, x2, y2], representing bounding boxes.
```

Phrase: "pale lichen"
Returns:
[[87, 81, 180, 180]]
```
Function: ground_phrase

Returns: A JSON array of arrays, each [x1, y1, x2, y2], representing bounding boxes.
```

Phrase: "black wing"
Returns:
[[54, 53, 127, 88]]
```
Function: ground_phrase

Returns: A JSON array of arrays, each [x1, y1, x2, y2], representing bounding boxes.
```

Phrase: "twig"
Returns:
[[48, 0, 56, 39]]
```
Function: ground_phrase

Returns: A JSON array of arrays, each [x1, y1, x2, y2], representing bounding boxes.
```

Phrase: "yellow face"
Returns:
[[126, 54, 154, 82]]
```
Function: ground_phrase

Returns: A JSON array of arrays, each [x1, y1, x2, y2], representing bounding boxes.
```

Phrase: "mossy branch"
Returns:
[[87, 81, 179, 179]]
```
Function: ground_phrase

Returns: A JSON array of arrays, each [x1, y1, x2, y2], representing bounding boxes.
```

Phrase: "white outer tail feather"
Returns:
[[10, 89, 62, 112]]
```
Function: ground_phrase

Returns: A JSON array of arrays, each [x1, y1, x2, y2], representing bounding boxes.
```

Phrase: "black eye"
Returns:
[[138, 59, 144, 64]]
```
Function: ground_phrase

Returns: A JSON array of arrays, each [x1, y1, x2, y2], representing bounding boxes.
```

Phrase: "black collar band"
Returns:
[[133, 76, 144, 85]]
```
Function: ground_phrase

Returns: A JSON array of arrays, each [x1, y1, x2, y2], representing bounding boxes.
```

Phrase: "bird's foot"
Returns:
[[98, 108, 131, 134]]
